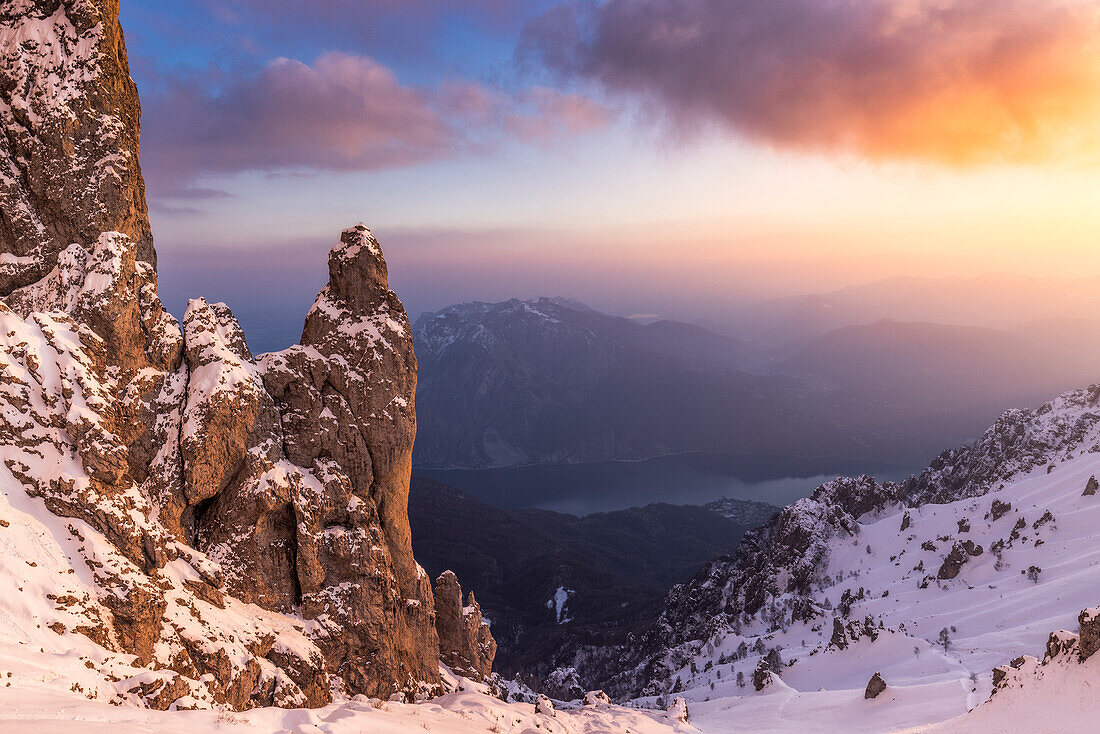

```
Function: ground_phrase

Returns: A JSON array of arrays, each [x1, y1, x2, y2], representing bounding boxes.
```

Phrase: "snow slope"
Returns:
[[647, 449, 1100, 732], [0, 668, 692, 734], [0, 460, 687, 732]]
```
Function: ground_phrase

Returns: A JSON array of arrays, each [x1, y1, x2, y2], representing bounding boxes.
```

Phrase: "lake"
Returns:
[[415, 452, 919, 516]]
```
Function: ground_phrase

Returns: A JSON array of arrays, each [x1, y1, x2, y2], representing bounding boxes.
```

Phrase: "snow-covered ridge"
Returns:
[[413, 297, 596, 359], [604, 384, 1100, 731], [902, 385, 1100, 504]]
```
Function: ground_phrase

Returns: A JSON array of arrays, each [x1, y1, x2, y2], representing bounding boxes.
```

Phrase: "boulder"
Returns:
[[752, 659, 775, 691], [534, 694, 556, 716], [938, 541, 981, 580], [864, 672, 886, 699], [667, 697, 690, 723]]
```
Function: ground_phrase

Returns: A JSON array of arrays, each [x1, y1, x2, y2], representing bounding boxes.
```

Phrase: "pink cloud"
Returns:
[[439, 81, 613, 144], [142, 53, 612, 190], [508, 87, 612, 142], [143, 53, 455, 182], [523, 0, 1100, 164]]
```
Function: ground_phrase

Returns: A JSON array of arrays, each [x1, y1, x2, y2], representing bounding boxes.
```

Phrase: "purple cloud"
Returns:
[[440, 82, 612, 144], [141, 52, 612, 192], [142, 53, 456, 184], [522, 0, 1100, 163]]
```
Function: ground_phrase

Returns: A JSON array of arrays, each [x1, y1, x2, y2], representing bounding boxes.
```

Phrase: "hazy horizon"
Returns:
[[156, 245, 1100, 355]]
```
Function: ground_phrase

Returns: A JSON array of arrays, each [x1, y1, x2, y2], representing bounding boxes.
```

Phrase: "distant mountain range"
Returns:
[[728, 273, 1100, 348], [411, 297, 829, 468], [778, 318, 1098, 445], [412, 296, 1100, 471]]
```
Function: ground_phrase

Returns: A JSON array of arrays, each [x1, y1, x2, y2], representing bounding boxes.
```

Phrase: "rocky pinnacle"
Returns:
[[0, 0, 492, 709]]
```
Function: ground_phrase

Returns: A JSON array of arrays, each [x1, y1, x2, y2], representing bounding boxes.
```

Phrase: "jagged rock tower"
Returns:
[[0, 0, 492, 709]]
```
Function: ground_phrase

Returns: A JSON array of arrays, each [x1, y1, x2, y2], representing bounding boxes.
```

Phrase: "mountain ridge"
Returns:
[[579, 382, 1100, 730]]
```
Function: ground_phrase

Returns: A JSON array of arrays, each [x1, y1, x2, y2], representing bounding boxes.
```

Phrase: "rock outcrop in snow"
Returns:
[[0, 0, 491, 711], [434, 570, 496, 681], [915, 606, 1100, 732], [864, 672, 886, 699], [981, 608, 1100, 710]]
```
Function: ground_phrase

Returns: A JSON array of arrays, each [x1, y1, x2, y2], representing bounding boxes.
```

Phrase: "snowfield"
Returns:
[[653, 450, 1100, 732], [0, 671, 692, 734]]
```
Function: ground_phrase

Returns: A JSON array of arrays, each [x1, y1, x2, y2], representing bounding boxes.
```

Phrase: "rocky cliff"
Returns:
[[0, 0, 491, 710], [0, 0, 153, 294]]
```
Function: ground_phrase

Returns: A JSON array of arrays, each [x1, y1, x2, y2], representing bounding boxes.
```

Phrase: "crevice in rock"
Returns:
[[175, 362, 190, 522], [288, 504, 303, 607], [184, 491, 219, 549]]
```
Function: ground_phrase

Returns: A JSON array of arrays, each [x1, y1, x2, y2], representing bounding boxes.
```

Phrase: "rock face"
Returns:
[[0, 0, 154, 295], [1084, 475, 1098, 496], [258, 226, 442, 697], [433, 571, 496, 680], [0, 0, 491, 710]]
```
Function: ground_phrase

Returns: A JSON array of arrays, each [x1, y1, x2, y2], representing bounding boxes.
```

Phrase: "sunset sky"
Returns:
[[121, 0, 1100, 351]]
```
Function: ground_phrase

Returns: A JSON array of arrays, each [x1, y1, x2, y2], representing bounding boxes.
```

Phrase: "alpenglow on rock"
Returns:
[[0, 0, 154, 294], [0, 0, 492, 711]]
